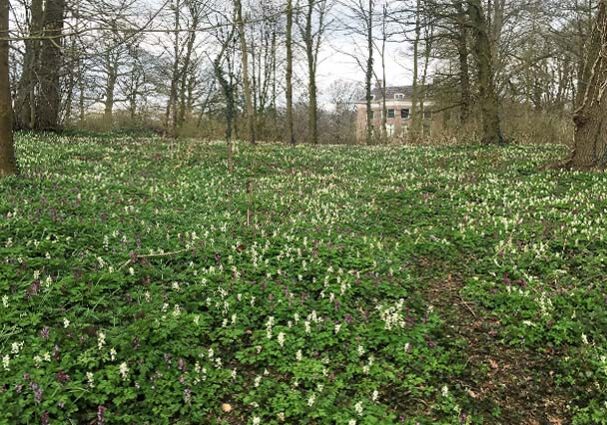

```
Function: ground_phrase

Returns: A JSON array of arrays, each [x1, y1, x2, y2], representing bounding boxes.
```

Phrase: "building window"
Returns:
[[394, 93, 405, 100], [387, 109, 395, 118], [401, 109, 410, 119]]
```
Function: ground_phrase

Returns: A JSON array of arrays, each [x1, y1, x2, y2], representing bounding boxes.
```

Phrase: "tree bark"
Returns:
[[235, 0, 256, 145], [570, 0, 607, 169], [365, 0, 373, 145], [455, 0, 471, 125], [410, 0, 422, 138], [36, 0, 66, 131], [286, 0, 295, 144], [468, 0, 504, 145], [380, 4, 387, 139], [304, 0, 319, 144], [104, 55, 118, 127], [178, 3, 199, 129], [14, 0, 43, 130], [0, 0, 17, 177]]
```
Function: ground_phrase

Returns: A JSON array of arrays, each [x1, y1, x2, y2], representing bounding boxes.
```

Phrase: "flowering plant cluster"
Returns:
[[0, 134, 602, 424]]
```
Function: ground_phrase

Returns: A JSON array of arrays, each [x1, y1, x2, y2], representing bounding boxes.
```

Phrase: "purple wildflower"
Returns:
[[97, 405, 106, 425]]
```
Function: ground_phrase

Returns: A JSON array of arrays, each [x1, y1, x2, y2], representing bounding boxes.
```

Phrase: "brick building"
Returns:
[[355, 83, 431, 141]]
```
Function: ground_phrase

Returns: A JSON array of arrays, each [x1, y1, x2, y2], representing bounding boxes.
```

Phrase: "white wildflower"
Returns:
[[307, 394, 316, 407], [11, 342, 23, 355], [98, 331, 106, 350], [582, 333, 589, 345], [441, 385, 449, 397], [357, 345, 365, 356], [119, 362, 129, 380], [86, 372, 95, 388], [354, 401, 363, 416]]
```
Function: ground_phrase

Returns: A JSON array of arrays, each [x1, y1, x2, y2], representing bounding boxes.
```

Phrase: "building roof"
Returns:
[[355, 85, 429, 103]]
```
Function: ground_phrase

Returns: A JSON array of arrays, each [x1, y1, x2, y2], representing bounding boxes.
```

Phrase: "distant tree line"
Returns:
[[1, 0, 607, 176]]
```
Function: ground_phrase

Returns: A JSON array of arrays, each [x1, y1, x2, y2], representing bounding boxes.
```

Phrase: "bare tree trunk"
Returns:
[[455, 0, 471, 125], [270, 28, 277, 138], [36, 0, 66, 131], [305, 1, 316, 144], [15, 0, 43, 130], [381, 60, 386, 139], [178, 40, 194, 128], [104, 58, 118, 127], [365, 0, 374, 145], [78, 60, 86, 123], [468, 0, 504, 145], [165, 0, 181, 137], [0, 0, 17, 177], [410, 0, 421, 137], [235, 0, 256, 145], [380, 5, 387, 140], [303, 0, 322, 144], [286, 0, 295, 145], [570, 0, 607, 169], [419, 20, 433, 136]]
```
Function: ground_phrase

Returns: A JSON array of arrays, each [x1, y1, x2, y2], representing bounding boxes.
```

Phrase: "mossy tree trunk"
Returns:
[[570, 0, 607, 169]]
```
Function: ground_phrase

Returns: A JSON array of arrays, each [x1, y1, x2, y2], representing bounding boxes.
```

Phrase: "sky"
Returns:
[[306, 0, 418, 108], [9, 0, 418, 112], [317, 34, 414, 106]]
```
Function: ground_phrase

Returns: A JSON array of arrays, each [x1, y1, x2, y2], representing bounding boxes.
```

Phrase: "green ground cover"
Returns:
[[1, 134, 606, 424]]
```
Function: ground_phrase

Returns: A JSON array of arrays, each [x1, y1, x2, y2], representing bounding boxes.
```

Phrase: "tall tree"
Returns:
[[301, 0, 330, 144], [235, 0, 256, 144], [454, 0, 471, 124], [0, 0, 17, 177], [14, 0, 43, 130], [210, 17, 237, 172], [36, 0, 66, 131], [285, 0, 295, 144], [569, 0, 607, 168], [365, 0, 374, 145], [165, 0, 182, 137], [468, 0, 504, 145]]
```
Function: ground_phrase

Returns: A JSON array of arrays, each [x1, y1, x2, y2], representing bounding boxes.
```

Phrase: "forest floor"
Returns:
[[0, 133, 606, 424]]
